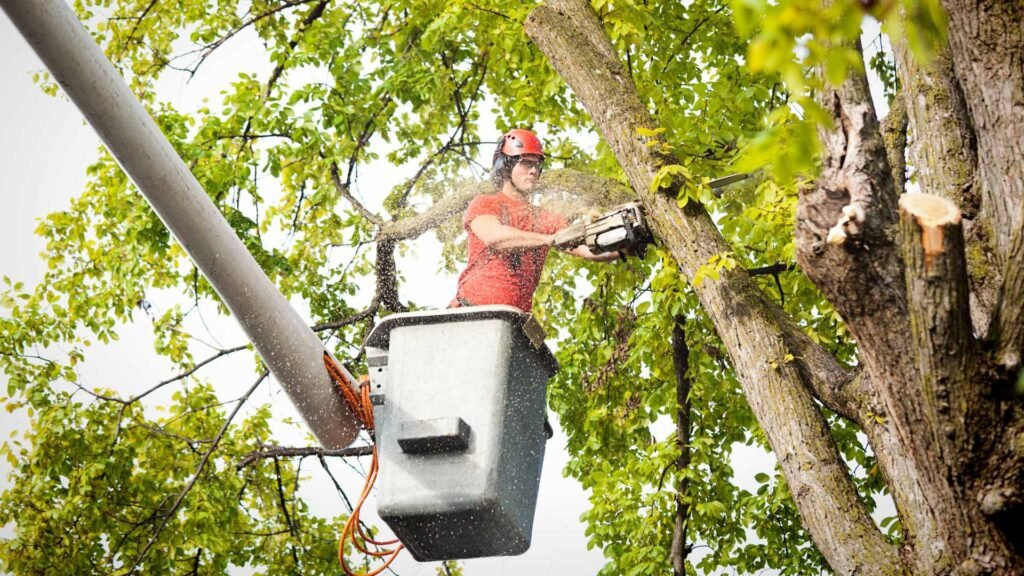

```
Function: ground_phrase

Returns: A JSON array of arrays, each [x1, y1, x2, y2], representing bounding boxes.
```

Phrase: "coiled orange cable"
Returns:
[[323, 353, 405, 575]]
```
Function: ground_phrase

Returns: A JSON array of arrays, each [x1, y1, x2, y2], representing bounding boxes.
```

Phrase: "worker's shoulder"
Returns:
[[466, 192, 503, 213], [464, 193, 504, 225]]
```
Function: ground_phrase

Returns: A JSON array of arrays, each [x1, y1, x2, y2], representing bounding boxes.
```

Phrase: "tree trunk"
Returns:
[[940, 0, 1024, 269]]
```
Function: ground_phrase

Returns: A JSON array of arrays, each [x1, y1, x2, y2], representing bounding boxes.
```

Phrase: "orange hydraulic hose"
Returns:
[[323, 354, 405, 575], [323, 353, 374, 430]]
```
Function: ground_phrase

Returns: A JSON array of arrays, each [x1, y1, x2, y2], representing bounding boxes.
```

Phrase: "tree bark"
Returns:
[[940, 0, 1024, 270], [881, 89, 908, 195], [525, 3, 903, 574], [792, 23, 1024, 570]]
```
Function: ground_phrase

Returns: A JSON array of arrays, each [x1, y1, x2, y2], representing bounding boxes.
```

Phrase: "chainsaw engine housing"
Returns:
[[584, 202, 652, 256]]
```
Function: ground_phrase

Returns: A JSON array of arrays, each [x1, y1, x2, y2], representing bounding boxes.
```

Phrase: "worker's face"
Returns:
[[510, 155, 543, 192]]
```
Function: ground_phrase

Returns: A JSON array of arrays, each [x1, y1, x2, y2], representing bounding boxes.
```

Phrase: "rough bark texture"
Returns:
[[526, 0, 1024, 574], [526, 2, 902, 574], [782, 17, 1021, 574], [899, 197, 973, 465], [941, 0, 1024, 267], [881, 89, 908, 195]]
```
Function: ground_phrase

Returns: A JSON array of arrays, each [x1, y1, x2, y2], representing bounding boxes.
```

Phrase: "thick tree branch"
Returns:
[[796, 39, 909, 376], [236, 445, 374, 470], [896, 197, 1019, 569], [977, 406, 1024, 546], [525, 3, 900, 573], [893, 43, 978, 213], [774, 316, 865, 423], [799, 34, 982, 574], [892, 39, 993, 335], [803, 26, 1020, 573], [376, 181, 487, 241], [941, 0, 1024, 264], [881, 90, 908, 194], [899, 194, 978, 467]]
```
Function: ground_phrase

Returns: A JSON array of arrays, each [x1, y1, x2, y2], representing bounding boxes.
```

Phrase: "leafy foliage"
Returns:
[[2, 0, 947, 574]]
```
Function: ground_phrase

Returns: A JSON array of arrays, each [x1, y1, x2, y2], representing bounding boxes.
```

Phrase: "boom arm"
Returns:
[[1, 0, 361, 448]]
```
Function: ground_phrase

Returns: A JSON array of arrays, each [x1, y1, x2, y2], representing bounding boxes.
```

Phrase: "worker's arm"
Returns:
[[469, 215, 555, 251], [566, 244, 621, 262]]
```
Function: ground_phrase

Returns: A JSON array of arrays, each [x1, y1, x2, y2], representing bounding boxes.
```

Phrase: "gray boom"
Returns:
[[1, 0, 360, 448]]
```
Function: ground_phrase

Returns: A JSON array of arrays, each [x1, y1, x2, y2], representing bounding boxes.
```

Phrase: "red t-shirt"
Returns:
[[453, 193, 568, 312]]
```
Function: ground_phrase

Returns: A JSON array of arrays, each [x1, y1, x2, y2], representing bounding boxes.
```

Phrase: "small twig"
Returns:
[[125, 370, 269, 574], [185, 0, 324, 78], [330, 162, 383, 225], [747, 263, 793, 305], [660, 5, 727, 75], [69, 345, 249, 408], [465, 2, 511, 20], [317, 454, 356, 513], [120, 0, 160, 54], [133, 420, 212, 449], [312, 305, 378, 332]]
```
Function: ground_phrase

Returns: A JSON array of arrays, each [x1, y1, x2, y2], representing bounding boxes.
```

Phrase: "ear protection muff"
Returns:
[[491, 138, 512, 186]]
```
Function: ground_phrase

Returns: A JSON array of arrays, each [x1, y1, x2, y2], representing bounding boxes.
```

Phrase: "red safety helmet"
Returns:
[[492, 129, 545, 185]]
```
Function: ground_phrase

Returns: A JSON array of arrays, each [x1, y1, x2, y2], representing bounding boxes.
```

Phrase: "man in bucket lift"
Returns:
[[450, 129, 621, 311]]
